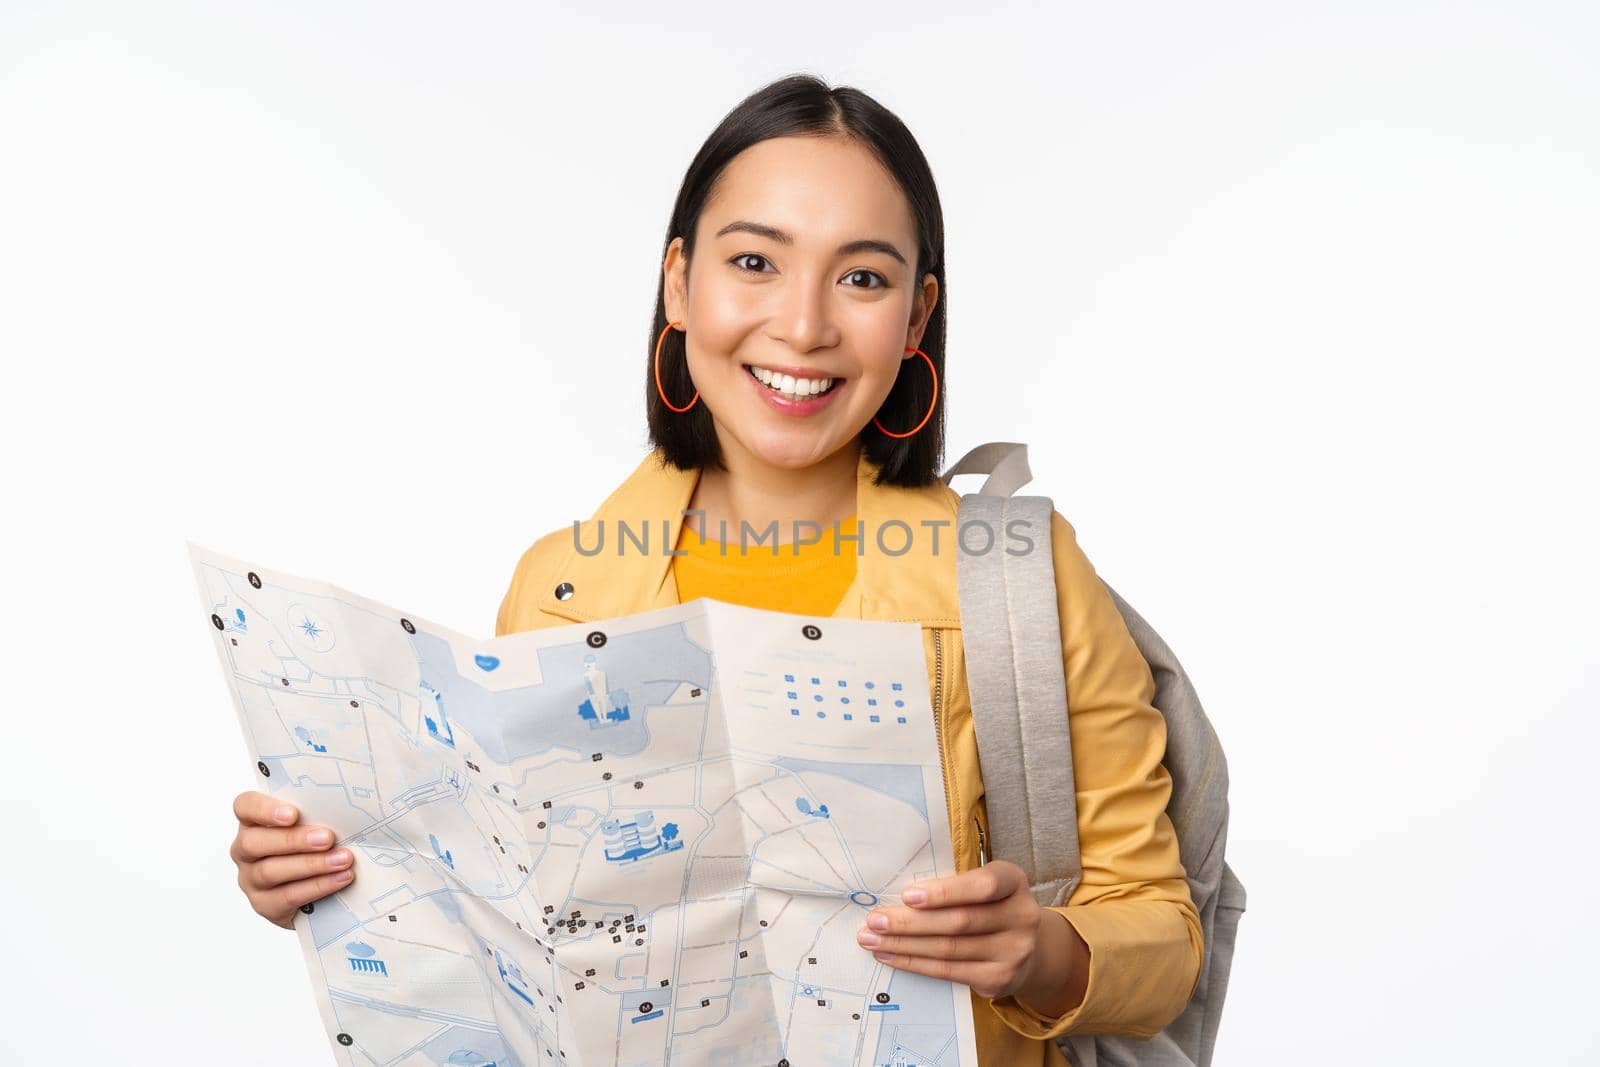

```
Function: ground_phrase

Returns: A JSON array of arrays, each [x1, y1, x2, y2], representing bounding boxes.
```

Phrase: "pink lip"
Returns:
[[743, 364, 843, 415]]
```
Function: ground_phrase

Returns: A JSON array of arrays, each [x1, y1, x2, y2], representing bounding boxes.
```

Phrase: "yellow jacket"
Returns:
[[496, 446, 1203, 1065]]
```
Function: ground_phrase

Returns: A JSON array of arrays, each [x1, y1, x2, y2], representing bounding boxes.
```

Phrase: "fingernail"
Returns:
[[857, 929, 882, 947], [306, 829, 332, 847], [868, 913, 889, 932], [273, 806, 295, 823], [873, 952, 892, 963], [326, 849, 351, 868], [902, 887, 926, 905], [332, 868, 353, 883]]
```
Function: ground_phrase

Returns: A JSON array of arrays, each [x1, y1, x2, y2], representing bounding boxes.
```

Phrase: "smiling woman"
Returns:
[[227, 72, 1203, 1067], [648, 84, 947, 501]]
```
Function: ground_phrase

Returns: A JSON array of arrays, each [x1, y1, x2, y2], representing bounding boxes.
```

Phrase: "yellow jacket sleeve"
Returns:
[[987, 510, 1204, 1040]]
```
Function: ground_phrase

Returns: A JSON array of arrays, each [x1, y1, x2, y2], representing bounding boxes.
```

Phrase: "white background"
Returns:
[[3, 2, 1595, 1063]]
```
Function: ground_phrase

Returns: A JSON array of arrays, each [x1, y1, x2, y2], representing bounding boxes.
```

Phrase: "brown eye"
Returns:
[[731, 254, 771, 273], [844, 269, 886, 290]]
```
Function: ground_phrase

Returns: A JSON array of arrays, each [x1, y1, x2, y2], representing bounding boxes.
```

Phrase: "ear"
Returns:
[[907, 271, 940, 351], [662, 237, 689, 325]]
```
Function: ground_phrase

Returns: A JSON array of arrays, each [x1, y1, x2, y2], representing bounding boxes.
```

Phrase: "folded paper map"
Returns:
[[188, 542, 978, 1067]]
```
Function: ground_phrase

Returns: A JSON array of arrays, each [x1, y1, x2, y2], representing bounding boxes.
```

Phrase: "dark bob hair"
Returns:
[[645, 73, 947, 488]]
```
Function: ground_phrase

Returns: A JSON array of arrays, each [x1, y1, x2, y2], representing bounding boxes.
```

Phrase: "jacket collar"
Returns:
[[535, 446, 961, 627]]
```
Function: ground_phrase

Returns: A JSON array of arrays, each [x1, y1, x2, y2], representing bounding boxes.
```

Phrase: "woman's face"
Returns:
[[662, 134, 939, 471]]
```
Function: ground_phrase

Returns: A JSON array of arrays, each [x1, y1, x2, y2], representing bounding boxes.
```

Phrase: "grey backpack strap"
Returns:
[[946, 445, 1082, 908], [939, 439, 1034, 498]]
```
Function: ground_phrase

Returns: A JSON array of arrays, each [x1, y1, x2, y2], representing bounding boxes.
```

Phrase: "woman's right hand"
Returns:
[[230, 791, 355, 930]]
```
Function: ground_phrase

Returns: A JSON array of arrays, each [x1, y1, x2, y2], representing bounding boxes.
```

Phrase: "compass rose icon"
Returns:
[[286, 602, 336, 653]]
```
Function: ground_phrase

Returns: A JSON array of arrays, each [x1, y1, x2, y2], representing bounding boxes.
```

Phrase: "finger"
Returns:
[[233, 790, 299, 828], [870, 949, 1007, 988], [900, 862, 1026, 909], [872, 952, 1014, 999], [863, 903, 1008, 938], [260, 868, 355, 920], [233, 823, 335, 863], [243, 848, 353, 891], [856, 928, 1010, 962]]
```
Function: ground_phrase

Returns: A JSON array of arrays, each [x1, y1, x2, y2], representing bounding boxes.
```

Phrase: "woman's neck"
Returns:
[[687, 437, 859, 547]]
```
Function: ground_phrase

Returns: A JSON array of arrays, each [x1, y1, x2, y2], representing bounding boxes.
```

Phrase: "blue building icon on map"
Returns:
[[493, 948, 535, 1008], [293, 725, 327, 753], [345, 941, 388, 977], [601, 811, 682, 863], [421, 681, 456, 748], [429, 833, 454, 870], [576, 653, 631, 727], [795, 796, 831, 819]]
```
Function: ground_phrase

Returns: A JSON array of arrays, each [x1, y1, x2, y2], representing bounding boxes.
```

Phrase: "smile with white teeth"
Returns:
[[745, 364, 840, 397]]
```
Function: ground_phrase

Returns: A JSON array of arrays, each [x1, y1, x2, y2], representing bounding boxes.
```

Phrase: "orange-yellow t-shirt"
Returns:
[[672, 514, 858, 616]]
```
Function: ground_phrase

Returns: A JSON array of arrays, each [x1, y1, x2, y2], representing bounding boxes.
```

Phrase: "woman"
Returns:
[[228, 73, 1202, 1065]]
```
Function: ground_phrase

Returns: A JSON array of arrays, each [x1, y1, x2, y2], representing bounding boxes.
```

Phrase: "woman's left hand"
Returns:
[[855, 859, 1069, 1002]]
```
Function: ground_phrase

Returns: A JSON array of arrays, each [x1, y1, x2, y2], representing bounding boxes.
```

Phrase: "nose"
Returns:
[[769, 273, 840, 353]]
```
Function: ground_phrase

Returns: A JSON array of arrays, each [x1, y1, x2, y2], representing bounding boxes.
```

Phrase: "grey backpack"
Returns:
[[939, 441, 1246, 1067]]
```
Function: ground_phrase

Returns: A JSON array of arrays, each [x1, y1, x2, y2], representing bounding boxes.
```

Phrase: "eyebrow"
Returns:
[[713, 219, 909, 267]]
